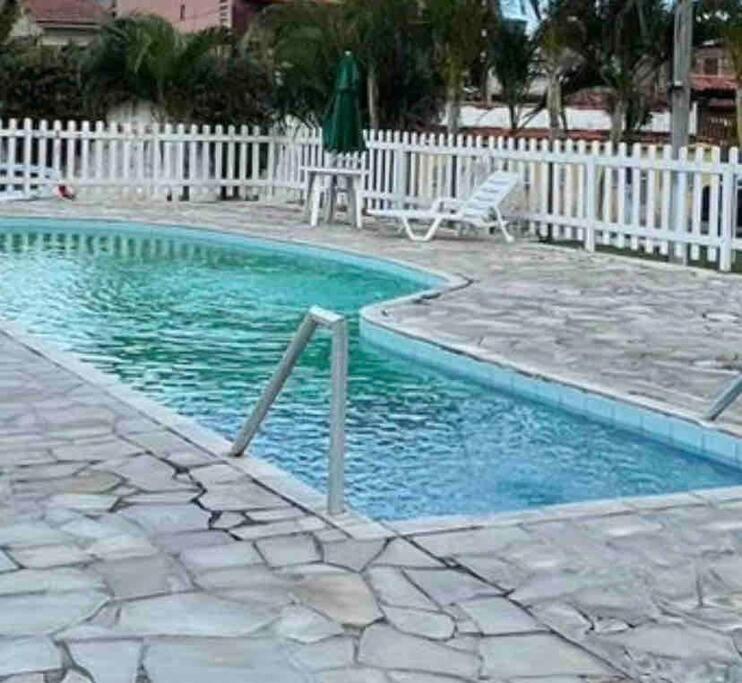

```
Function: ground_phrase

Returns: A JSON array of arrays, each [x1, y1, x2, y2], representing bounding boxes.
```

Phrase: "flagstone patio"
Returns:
[[0, 200, 742, 681]]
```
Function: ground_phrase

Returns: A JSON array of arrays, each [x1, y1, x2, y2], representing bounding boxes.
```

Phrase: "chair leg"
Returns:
[[400, 216, 419, 240], [496, 208, 514, 243], [304, 174, 314, 223], [356, 187, 363, 228], [420, 216, 444, 242]]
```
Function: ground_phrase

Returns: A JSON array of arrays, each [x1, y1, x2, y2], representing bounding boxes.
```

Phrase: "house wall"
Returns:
[[9, 10, 99, 45], [114, 0, 231, 31], [693, 45, 735, 79], [453, 103, 698, 135]]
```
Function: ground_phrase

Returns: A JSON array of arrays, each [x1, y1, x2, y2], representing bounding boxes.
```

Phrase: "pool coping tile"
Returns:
[[2, 216, 742, 540]]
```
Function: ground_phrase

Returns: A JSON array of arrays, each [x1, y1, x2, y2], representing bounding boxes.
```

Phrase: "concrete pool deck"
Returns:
[[1, 200, 742, 681]]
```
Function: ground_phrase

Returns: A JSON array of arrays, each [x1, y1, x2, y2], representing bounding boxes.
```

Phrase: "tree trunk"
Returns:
[[508, 103, 519, 133], [737, 84, 742, 148], [446, 82, 461, 135], [367, 66, 380, 131], [546, 72, 562, 142], [609, 98, 626, 145]]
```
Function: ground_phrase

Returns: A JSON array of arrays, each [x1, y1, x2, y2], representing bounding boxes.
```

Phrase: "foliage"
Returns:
[[3, 0, 735, 143], [0, 42, 101, 121], [190, 44, 274, 127], [487, 18, 539, 131], [695, 0, 742, 44], [82, 14, 232, 121], [0, 0, 19, 46], [252, 1, 349, 126], [546, 0, 674, 142], [424, 0, 487, 132], [253, 0, 443, 130], [343, 0, 440, 129], [532, 1, 587, 138]]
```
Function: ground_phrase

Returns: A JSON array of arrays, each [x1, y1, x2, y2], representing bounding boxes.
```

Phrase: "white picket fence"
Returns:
[[1, 118, 741, 270]]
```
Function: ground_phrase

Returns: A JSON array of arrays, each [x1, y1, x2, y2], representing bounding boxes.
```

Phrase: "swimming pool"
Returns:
[[1, 218, 741, 520]]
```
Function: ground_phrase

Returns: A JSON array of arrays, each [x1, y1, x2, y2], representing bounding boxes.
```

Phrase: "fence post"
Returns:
[[719, 154, 737, 272], [584, 155, 597, 252]]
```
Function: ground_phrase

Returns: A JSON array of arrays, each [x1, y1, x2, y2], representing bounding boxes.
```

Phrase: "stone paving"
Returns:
[[0, 330, 627, 683], [1, 200, 742, 681]]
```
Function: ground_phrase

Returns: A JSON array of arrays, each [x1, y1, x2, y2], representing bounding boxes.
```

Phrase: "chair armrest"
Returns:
[[431, 197, 462, 212]]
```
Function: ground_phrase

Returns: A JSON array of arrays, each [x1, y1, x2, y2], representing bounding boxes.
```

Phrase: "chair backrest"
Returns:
[[458, 172, 520, 222], [0, 163, 60, 200]]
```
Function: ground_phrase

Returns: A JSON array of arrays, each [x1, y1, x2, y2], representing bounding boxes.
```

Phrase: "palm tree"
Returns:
[[253, 1, 352, 126], [255, 0, 442, 130], [82, 14, 230, 122], [344, 0, 420, 130], [424, 0, 487, 134], [533, 2, 587, 140], [550, 0, 673, 143], [487, 18, 539, 132]]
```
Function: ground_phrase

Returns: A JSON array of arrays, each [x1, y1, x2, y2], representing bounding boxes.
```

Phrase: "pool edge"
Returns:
[[2, 214, 742, 534]]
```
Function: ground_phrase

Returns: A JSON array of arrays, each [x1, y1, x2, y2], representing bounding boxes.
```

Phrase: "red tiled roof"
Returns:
[[23, 0, 109, 26], [691, 74, 737, 93]]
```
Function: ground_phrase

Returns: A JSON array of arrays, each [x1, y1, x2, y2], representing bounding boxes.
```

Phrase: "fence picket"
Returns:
[[107, 122, 118, 196], [21, 119, 33, 196], [674, 147, 689, 260], [0, 119, 738, 272], [38, 120, 49, 192], [616, 142, 627, 249], [690, 146, 704, 261], [659, 145, 672, 255], [708, 146, 721, 264], [539, 138, 550, 238], [121, 122, 131, 198]]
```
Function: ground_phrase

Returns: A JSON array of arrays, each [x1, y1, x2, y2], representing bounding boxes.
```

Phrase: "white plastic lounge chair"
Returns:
[[0, 163, 71, 202], [368, 171, 520, 242]]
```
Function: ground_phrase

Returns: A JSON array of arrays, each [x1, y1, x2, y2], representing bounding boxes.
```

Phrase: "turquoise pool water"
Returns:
[[1, 218, 741, 520]]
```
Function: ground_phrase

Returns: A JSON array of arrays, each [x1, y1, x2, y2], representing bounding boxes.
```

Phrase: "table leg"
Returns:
[[325, 175, 336, 224], [346, 178, 355, 228], [352, 179, 362, 228], [304, 173, 315, 223], [310, 175, 322, 228]]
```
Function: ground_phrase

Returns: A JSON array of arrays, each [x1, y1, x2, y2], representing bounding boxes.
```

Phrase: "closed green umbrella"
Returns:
[[322, 51, 366, 155]]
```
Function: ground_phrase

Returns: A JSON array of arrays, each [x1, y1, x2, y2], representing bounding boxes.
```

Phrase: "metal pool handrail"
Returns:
[[229, 306, 348, 515], [705, 374, 742, 421]]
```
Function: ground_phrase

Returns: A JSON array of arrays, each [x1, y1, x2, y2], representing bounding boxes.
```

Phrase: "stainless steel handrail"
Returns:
[[705, 374, 742, 421], [229, 306, 348, 515]]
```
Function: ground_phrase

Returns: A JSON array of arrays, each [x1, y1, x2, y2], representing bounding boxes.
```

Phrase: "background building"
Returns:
[[7, 0, 109, 45], [111, 0, 277, 34]]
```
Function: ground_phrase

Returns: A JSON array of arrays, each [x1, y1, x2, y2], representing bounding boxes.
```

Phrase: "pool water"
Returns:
[[1, 219, 740, 520]]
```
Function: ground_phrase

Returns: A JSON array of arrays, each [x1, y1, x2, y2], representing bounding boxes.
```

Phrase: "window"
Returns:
[[179, 3, 185, 20], [704, 57, 720, 76]]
